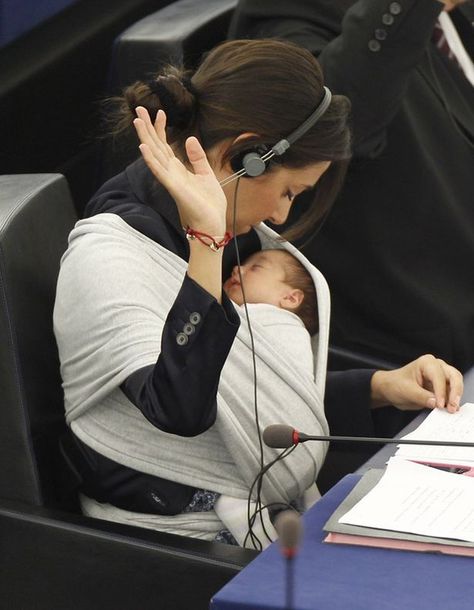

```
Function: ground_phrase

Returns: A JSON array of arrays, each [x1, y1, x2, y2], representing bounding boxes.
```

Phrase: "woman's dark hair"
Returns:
[[108, 39, 351, 239]]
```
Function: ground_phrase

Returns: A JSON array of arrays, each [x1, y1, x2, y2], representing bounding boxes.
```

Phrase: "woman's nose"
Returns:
[[269, 200, 292, 225]]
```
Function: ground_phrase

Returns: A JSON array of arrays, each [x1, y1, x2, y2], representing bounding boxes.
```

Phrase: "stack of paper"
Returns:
[[324, 403, 474, 556], [395, 402, 474, 469]]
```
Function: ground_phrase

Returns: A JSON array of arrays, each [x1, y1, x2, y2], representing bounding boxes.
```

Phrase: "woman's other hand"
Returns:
[[371, 354, 463, 414], [133, 107, 227, 234]]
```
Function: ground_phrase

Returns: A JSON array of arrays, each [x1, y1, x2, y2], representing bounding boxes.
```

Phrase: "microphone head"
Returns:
[[275, 510, 302, 558], [263, 424, 295, 448]]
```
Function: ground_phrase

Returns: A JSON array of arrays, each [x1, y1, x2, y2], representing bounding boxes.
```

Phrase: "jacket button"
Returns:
[[183, 322, 195, 336], [375, 28, 387, 40], [368, 39, 381, 52], [389, 2, 402, 15], [176, 332, 188, 346], [189, 312, 201, 325], [382, 13, 395, 25]]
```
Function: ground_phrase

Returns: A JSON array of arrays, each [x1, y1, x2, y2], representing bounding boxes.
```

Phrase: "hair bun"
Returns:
[[147, 71, 197, 128]]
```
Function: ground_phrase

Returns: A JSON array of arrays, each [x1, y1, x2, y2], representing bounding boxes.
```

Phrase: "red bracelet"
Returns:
[[184, 227, 233, 251]]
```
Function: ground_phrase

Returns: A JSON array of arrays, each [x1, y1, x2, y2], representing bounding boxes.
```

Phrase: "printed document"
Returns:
[[339, 458, 474, 542], [395, 402, 474, 466]]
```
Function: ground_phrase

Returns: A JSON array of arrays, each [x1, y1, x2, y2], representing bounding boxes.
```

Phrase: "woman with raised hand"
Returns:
[[54, 39, 462, 547]]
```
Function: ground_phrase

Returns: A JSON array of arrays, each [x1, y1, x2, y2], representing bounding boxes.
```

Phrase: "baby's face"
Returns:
[[223, 250, 293, 307]]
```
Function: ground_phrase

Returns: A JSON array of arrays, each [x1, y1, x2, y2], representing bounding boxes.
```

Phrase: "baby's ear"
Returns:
[[280, 289, 304, 311]]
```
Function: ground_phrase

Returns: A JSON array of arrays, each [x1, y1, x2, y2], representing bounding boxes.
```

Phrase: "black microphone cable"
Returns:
[[243, 445, 298, 549], [228, 176, 303, 550], [230, 177, 268, 550]]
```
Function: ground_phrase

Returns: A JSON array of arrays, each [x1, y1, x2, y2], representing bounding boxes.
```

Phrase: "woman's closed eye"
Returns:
[[285, 190, 295, 201]]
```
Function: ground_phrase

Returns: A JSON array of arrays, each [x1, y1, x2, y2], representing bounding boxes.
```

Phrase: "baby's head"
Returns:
[[223, 249, 318, 335]]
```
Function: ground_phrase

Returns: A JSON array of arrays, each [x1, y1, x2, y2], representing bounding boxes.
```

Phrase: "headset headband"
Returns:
[[220, 86, 332, 186], [272, 86, 332, 156]]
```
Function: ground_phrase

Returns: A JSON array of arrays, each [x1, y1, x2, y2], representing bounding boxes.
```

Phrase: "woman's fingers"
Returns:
[[153, 110, 174, 156], [134, 107, 171, 158], [138, 143, 170, 185], [419, 355, 447, 409], [185, 136, 215, 177], [418, 355, 463, 413], [371, 356, 464, 414], [439, 360, 463, 413]]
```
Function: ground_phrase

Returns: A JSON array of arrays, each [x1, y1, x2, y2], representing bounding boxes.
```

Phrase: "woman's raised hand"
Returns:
[[133, 107, 227, 234], [371, 354, 464, 414]]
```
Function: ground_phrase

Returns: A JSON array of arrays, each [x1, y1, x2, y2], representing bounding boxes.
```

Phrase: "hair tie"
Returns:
[[181, 75, 198, 97], [146, 77, 196, 128]]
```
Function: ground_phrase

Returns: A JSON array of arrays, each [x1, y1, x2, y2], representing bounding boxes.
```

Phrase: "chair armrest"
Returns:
[[328, 344, 400, 371]]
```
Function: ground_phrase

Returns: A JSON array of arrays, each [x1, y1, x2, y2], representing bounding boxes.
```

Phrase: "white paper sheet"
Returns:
[[339, 458, 474, 542], [395, 402, 474, 466]]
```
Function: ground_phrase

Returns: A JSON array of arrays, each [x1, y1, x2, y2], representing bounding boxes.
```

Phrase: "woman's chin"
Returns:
[[231, 223, 253, 235]]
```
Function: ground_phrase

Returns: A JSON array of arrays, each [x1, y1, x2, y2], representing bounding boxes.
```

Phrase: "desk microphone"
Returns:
[[275, 510, 301, 610], [263, 424, 474, 449]]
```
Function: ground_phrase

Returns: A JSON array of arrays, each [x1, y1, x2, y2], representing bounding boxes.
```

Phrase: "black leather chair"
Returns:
[[0, 173, 256, 610]]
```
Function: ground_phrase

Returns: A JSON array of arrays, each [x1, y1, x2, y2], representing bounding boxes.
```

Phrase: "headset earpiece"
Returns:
[[230, 144, 271, 178]]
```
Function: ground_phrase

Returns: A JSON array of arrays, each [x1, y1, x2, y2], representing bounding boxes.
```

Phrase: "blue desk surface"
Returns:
[[211, 474, 474, 610]]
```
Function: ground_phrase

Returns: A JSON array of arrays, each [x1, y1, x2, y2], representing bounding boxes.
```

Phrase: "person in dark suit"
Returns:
[[230, 0, 474, 373]]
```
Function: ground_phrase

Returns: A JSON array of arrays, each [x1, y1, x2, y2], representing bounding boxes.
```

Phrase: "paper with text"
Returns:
[[395, 402, 474, 466], [339, 458, 474, 542]]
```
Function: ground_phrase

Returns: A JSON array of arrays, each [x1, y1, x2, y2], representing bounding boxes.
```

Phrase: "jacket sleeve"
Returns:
[[325, 369, 376, 436], [229, 0, 443, 156], [121, 274, 240, 437]]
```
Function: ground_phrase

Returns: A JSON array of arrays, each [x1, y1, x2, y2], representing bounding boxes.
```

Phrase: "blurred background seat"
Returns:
[[0, 0, 174, 215]]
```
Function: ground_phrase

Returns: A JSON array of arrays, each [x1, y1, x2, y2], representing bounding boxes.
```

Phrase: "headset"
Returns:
[[219, 86, 332, 187]]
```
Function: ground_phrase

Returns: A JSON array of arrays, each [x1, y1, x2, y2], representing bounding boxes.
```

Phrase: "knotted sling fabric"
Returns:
[[53, 214, 330, 541]]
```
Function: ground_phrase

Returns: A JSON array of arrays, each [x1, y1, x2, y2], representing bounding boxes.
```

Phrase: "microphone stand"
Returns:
[[297, 433, 474, 448], [285, 555, 294, 610]]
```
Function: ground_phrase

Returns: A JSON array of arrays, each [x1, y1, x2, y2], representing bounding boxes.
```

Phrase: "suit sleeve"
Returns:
[[229, 0, 443, 156], [325, 369, 376, 436], [121, 275, 240, 437]]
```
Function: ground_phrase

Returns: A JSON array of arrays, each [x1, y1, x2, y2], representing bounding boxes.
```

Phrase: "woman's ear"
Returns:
[[218, 132, 263, 171], [279, 289, 304, 311]]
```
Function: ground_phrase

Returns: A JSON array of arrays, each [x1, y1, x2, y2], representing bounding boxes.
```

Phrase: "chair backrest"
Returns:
[[99, 0, 237, 183], [0, 174, 77, 507]]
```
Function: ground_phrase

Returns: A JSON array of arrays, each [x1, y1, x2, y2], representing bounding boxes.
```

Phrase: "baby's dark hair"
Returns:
[[280, 252, 319, 336]]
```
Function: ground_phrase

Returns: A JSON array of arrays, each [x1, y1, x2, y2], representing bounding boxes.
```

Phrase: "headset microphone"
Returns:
[[219, 86, 332, 187]]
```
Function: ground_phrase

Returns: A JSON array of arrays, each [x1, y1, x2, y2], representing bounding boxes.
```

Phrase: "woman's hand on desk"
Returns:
[[370, 355, 463, 414]]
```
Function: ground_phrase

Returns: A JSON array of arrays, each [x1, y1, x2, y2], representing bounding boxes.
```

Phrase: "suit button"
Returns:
[[375, 28, 387, 40], [183, 322, 195, 336], [176, 332, 188, 346], [189, 312, 201, 325], [368, 39, 381, 52], [389, 2, 402, 15], [382, 12, 395, 25]]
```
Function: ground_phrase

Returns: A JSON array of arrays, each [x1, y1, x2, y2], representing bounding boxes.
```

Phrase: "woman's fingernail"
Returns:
[[427, 397, 436, 408]]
